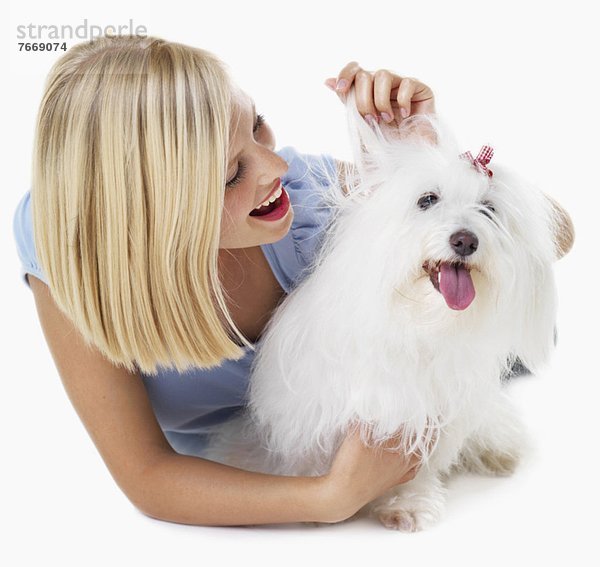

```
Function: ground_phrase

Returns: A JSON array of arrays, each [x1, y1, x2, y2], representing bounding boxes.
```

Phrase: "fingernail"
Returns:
[[336, 79, 348, 91], [401, 107, 410, 118], [381, 112, 392, 123], [365, 114, 375, 126]]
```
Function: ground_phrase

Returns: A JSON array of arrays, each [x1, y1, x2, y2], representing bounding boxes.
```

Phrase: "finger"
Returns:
[[409, 81, 436, 115], [354, 69, 378, 123], [373, 70, 395, 123], [394, 78, 436, 117], [399, 464, 419, 483], [334, 60, 362, 93], [324, 77, 337, 91], [396, 77, 419, 119], [349, 420, 374, 445], [413, 82, 435, 104], [324, 76, 352, 105], [426, 433, 438, 453], [424, 418, 440, 451], [381, 425, 406, 447]]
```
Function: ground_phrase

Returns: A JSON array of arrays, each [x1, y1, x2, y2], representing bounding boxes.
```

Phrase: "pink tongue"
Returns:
[[439, 263, 476, 310]]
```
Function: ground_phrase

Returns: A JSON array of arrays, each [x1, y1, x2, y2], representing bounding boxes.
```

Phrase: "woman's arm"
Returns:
[[140, 452, 331, 525], [28, 275, 334, 525], [30, 275, 420, 526]]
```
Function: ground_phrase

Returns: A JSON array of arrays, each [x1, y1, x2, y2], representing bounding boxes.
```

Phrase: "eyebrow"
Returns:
[[228, 100, 256, 171]]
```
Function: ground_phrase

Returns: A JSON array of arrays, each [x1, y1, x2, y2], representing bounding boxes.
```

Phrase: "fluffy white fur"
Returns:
[[202, 88, 559, 531]]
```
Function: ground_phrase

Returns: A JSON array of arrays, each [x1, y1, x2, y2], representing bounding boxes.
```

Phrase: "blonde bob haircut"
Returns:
[[32, 34, 253, 376]]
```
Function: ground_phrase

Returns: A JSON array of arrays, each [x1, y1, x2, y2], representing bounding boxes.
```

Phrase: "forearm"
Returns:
[[132, 452, 338, 526]]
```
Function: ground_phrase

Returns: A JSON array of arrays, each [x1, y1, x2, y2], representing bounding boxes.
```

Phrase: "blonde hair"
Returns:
[[32, 35, 253, 376]]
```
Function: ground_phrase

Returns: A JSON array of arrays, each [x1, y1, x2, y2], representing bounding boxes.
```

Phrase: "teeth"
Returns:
[[254, 184, 282, 209]]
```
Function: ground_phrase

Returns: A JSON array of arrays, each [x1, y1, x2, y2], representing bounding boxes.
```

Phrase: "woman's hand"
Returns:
[[319, 421, 437, 523], [324, 62, 436, 129]]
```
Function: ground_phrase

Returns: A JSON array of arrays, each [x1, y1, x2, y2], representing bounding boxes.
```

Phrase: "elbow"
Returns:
[[116, 452, 175, 523]]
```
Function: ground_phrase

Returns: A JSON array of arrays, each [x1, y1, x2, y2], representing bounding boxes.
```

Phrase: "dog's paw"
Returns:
[[370, 498, 441, 532], [374, 505, 440, 532], [457, 448, 521, 476], [366, 473, 446, 531], [376, 508, 420, 532], [478, 449, 520, 476]]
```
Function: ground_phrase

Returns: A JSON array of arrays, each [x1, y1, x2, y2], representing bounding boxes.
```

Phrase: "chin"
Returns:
[[202, 92, 559, 531], [254, 210, 294, 243]]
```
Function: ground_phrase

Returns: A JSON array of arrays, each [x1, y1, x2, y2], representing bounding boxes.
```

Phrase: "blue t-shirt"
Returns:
[[13, 146, 338, 456]]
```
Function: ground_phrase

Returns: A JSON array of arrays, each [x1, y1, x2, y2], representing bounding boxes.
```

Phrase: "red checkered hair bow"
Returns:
[[459, 145, 494, 177]]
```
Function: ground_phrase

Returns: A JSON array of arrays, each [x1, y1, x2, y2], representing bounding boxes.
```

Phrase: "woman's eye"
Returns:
[[226, 114, 266, 189], [226, 161, 246, 188], [254, 113, 266, 134], [417, 193, 439, 210]]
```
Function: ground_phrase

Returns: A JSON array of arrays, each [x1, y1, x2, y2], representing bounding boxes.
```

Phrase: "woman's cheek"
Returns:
[[225, 191, 249, 222]]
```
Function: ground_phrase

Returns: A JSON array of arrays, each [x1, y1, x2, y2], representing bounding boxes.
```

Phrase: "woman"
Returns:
[[12, 35, 573, 527]]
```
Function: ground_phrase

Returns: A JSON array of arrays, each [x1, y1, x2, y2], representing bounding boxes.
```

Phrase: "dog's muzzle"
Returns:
[[422, 258, 476, 311]]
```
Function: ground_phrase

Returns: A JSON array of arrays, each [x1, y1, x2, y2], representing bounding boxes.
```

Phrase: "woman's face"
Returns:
[[219, 88, 292, 249]]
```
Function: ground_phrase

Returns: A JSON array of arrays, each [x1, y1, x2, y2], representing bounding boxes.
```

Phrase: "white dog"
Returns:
[[203, 89, 559, 531]]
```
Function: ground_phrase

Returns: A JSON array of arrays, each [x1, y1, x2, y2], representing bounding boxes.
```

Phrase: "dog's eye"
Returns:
[[417, 193, 439, 210], [480, 201, 496, 219]]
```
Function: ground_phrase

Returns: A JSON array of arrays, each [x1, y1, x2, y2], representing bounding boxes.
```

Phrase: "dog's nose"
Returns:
[[450, 230, 479, 256]]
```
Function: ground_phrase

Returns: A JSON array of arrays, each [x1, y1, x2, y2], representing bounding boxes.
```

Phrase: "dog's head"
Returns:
[[331, 88, 559, 371]]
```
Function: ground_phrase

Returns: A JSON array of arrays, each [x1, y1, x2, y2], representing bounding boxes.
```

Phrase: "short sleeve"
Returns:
[[260, 146, 339, 293], [13, 190, 49, 289]]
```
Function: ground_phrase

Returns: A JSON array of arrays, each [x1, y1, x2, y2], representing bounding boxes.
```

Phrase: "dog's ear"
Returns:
[[389, 113, 440, 146], [342, 87, 388, 168], [510, 261, 558, 375], [343, 88, 450, 175], [496, 176, 559, 375]]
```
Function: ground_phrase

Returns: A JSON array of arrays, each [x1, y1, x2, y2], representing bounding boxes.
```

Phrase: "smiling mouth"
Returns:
[[249, 179, 282, 215], [422, 260, 476, 311]]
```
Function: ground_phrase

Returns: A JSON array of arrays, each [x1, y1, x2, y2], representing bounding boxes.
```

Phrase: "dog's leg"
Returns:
[[452, 394, 531, 476], [365, 469, 446, 532]]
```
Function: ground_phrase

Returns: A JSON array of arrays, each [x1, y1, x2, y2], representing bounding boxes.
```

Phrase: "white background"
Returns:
[[2, 0, 598, 565]]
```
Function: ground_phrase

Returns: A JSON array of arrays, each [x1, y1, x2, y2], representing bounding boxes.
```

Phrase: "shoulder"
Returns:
[[13, 190, 48, 288], [262, 147, 340, 292], [276, 146, 338, 191]]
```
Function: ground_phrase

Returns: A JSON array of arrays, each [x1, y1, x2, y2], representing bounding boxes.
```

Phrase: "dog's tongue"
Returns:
[[439, 263, 476, 310]]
